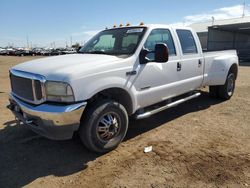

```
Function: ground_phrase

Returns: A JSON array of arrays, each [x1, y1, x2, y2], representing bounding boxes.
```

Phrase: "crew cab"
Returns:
[[7, 24, 238, 153]]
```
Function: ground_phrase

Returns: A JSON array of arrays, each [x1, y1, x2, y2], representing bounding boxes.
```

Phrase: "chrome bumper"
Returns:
[[7, 94, 87, 140]]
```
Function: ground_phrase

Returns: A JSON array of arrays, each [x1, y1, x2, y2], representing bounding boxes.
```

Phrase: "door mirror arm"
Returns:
[[139, 47, 151, 64]]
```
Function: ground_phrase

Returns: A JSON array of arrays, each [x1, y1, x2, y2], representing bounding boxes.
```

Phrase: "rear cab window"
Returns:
[[176, 29, 198, 54]]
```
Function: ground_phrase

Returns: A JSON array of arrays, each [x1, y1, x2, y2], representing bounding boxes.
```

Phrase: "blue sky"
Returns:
[[0, 0, 249, 47]]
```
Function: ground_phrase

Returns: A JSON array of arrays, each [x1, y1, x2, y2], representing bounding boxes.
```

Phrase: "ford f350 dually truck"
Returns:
[[7, 24, 238, 153]]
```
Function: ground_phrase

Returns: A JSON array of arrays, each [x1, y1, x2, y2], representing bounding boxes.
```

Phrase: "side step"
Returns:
[[136, 92, 201, 119]]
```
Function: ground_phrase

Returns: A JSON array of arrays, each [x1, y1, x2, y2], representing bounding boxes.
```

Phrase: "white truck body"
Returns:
[[12, 25, 238, 112], [8, 24, 238, 151]]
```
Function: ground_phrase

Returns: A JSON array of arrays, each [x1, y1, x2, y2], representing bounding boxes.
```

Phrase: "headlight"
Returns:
[[45, 81, 75, 102]]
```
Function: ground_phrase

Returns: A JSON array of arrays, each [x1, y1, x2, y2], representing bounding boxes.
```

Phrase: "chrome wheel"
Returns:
[[97, 112, 120, 141], [227, 73, 235, 96], [79, 100, 129, 153]]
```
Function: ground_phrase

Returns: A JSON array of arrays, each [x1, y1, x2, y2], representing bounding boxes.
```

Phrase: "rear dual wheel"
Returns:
[[209, 71, 236, 100]]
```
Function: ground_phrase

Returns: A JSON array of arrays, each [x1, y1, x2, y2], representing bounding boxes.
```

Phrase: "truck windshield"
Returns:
[[79, 27, 146, 56]]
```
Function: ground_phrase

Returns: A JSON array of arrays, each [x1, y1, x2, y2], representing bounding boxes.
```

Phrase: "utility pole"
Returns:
[[26, 35, 29, 49], [242, 1, 246, 18], [212, 16, 215, 26]]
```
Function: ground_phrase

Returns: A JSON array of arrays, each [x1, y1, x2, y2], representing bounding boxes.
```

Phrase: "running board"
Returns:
[[136, 92, 201, 119]]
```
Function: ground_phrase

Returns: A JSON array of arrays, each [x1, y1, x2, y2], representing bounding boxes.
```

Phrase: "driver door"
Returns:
[[133, 29, 182, 108]]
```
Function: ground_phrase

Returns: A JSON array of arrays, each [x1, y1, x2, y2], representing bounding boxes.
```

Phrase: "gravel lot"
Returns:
[[0, 56, 249, 188]]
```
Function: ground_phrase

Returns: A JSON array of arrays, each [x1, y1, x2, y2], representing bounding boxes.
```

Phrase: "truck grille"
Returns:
[[10, 74, 34, 100], [10, 70, 45, 104]]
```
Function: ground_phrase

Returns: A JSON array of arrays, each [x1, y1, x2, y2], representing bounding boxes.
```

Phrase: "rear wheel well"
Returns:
[[229, 63, 238, 79], [87, 88, 133, 115]]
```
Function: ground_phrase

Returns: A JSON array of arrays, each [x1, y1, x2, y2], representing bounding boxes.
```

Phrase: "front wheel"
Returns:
[[79, 100, 128, 153]]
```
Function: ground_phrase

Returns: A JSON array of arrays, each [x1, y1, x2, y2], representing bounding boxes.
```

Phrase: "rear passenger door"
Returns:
[[175, 29, 204, 93]]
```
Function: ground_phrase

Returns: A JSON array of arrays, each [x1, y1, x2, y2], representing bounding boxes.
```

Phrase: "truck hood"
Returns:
[[12, 54, 123, 81]]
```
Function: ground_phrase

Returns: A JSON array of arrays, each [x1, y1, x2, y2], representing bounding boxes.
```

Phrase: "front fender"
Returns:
[[72, 76, 138, 113]]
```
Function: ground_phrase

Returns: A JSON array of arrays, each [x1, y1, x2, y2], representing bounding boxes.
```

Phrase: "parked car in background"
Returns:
[[63, 48, 77, 54], [0, 47, 77, 56], [6, 48, 16, 56], [40, 49, 52, 56], [50, 48, 66, 56], [32, 48, 43, 56], [14, 49, 35, 56], [0, 48, 7, 55]]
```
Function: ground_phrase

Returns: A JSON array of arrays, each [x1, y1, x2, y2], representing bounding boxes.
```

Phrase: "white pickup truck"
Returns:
[[7, 24, 238, 153]]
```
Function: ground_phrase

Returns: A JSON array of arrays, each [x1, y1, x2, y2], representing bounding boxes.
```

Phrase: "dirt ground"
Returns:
[[0, 56, 249, 188]]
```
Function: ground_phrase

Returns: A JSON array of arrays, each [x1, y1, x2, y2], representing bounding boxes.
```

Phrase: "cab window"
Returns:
[[176, 29, 198, 54], [144, 29, 176, 56]]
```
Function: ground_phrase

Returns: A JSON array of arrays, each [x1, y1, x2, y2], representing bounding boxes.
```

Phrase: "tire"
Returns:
[[218, 72, 236, 100], [79, 100, 128, 153], [209, 86, 219, 98]]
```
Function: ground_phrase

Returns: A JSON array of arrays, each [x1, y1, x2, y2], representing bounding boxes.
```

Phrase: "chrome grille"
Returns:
[[10, 74, 34, 100], [10, 70, 46, 104]]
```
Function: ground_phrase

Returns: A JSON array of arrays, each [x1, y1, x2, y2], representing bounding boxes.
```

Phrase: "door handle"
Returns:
[[198, 59, 202, 67], [177, 62, 182, 71]]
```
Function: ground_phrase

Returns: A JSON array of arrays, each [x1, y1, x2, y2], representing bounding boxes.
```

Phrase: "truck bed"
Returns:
[[202, 50, 238, 86]]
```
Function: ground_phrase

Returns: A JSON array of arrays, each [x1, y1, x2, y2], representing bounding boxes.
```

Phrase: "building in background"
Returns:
[[190, 16, 250, 61]]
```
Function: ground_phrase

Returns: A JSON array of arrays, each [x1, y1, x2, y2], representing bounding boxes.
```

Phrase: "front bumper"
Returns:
[[7, 94, 87, 140]]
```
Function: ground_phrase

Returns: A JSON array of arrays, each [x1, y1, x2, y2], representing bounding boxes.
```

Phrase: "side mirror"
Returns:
[[155, 43, 169, 63], [139, 43, 169, 64]]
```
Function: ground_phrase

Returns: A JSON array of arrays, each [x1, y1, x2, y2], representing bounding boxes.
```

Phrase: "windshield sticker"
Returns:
[[126, 28, 143, 33]]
